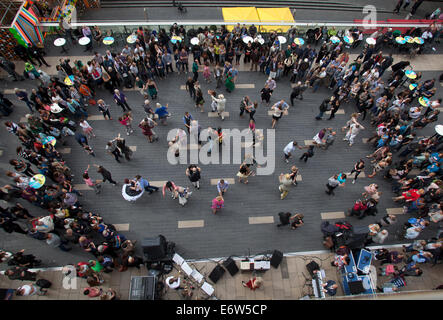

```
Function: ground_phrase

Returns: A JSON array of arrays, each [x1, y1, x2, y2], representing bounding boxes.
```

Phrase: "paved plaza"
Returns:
[[1, 38, 442, 270]]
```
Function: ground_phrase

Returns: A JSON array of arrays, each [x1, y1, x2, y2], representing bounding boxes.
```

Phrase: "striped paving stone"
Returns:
[[210, 178, 235, 185], [268, 110, 289, 116], [74, 180, 103, 190], [325, 109, 345, 115], [59, 148, 72, 154], [321, 211, 345, 220], [248, 216, 274, 224], [149, 180, 167, 187], [180, 84, 254, 90], [74, 184, 93, 191], [114, 223, 130, 231], [188, 144, 201, 150], [344, 172, 366, 178], [4, 89, 25, 94], [386, 208, 405, 215], [178, 220, 205, 228], [208, 111, 229, 118], [87, 115, 105, 121], [236, 84, 255, 89]]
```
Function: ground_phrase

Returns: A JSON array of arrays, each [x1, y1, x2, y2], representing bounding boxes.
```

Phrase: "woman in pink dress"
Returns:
[[203, 61, 211, 83], [211, 195, 224, 214]]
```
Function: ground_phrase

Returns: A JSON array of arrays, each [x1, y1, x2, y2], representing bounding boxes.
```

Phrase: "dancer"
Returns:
[[186, 165, 202, 189], [270, 100, 289, 129], [211, 196, 224, 214], [350, 159, 365, 184], [209, 91, 226, 120], [139, 117, 158, 143], [122, 178, 144, 202], [83, 165, 102, 194], [278, 173, 293, 200]]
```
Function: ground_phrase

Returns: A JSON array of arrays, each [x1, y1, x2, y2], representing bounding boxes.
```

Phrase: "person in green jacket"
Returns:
[[89, 259, 104, 273], [24, 62, 40, 80], [225, 71, 235, 93], [192, 59, 199, 81]]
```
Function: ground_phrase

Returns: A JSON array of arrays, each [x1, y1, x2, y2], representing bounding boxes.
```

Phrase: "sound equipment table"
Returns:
[[240, 260, 271, 271]]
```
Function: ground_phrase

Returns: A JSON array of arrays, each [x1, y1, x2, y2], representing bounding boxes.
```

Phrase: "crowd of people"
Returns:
[[1, 13, 443, 298]]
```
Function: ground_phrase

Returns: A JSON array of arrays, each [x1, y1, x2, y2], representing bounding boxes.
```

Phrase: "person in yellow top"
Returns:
[[214, 43, 220, 64]]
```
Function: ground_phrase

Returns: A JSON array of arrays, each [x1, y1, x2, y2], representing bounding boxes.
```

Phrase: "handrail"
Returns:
[[38, 21, 440, 28]]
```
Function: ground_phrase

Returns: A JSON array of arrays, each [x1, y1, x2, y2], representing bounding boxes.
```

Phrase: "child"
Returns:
[[118, 112, 134, 136], [289, 166, 299, 186], [211, 196, 224, 214], [83, 145, 95, 157], [83, 165, 101, 194], [203, 61, 211, 83]]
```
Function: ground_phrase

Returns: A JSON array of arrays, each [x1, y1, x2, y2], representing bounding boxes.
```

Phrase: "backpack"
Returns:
[[36, 279, 52, 289], [335, 221, 352, 231]]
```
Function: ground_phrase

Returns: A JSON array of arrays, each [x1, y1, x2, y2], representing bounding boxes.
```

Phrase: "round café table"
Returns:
[[277, 36, 287, 44], [190, 37, 199, 45], [395, 36, 406, 44], [78, 36, 91, 46], [29, 174, 46, 189], [366, 37, 376, 45], [343, 35, 354, 44], [127, 34, 137, 44], [414, 37, 424, 45], [50, 103, 63, 113], [54, 38, 66, 47], [54, 37, 68, 54], [435, 125, 443, 136], [419, 96, 430, 107], [103, 36, 114, 45], [330, 36, 340, 44], [254, 37, 265, 45], [405, 70, 417, 79], [409, 83, 418, 91], [293, 37, 304, 45], [242, 35, 253, 44], [42, 135, 56, 146], [171, 35, 182, 44], [404, 36, 414, 44], [64, 75, 75, 86]]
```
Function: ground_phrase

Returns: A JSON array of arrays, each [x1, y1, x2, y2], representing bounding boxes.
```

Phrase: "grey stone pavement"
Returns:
[[0, 31, 442, 270], [1, 63, 442, 267]]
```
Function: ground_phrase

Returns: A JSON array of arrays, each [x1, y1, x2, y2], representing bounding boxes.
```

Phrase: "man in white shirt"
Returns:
[[344, 123, 365, 146], [217, 179, 229, 196], [210, 94, 226, 120], [283, 141, 303, 163]]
